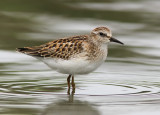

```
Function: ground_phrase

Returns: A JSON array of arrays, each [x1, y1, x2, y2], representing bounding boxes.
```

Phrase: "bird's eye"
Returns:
[[99, 32, 107, 37]]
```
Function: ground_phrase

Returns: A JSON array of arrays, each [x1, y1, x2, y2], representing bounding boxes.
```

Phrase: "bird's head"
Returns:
[[91, 27, 124, 45]]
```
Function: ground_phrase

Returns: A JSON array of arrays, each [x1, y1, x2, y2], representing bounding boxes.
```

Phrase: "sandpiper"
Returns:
[[16, 26, 124, 93]]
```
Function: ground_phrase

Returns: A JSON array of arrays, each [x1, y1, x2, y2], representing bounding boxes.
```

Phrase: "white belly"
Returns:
[[41, 57, 105, 75], [40, 43, 108, 75]]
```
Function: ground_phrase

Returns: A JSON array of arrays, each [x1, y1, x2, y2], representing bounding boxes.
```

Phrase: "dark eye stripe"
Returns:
[[99, 32, 107, 37]]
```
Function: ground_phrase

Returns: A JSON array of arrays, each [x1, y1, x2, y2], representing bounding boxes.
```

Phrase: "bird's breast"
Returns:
[[87, 43, 108, 62]]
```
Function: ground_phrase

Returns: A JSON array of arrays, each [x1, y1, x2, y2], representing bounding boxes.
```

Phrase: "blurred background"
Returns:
[[0, 0, 160, 115]]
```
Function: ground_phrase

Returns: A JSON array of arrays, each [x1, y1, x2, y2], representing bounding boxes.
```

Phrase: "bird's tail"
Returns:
[[16, 47, 30, 53], [16, 46, 42, 57]]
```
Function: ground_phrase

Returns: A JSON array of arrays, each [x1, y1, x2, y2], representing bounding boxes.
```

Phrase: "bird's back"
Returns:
[[16, 35, 89, 60]]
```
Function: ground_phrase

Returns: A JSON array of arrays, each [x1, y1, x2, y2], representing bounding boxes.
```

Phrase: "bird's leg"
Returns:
[[71, 75, 75, 92], [67, 74, 75, 95], [67, 74, 72, 88], [67, 74, 72, 94], [67, 87, 70, 95]]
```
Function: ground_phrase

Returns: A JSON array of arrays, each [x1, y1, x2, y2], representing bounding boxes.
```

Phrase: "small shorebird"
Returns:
[[16, 26, 123, 94]]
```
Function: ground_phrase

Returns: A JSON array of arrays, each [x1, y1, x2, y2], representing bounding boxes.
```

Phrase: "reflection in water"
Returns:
[[0, 0, 160, 115], [42, 94, 99, 115]]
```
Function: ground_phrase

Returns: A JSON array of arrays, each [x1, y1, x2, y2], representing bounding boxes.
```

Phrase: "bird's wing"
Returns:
[[16, 35, 88, 60]]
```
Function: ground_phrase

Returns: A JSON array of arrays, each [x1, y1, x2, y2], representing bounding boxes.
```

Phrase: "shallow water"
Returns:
[[0, 0, 160, 115]]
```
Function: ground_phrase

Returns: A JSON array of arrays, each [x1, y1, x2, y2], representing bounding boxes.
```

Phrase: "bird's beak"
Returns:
[[110, 37, 124, 45]]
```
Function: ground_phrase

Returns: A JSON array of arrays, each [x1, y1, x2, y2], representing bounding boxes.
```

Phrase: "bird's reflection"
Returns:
[[42, 93, 100, 115]]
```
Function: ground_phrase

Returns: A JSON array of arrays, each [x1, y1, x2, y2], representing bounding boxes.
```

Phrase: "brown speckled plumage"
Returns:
[[17, 35, 89, 60], [17, 27, 123, 62]]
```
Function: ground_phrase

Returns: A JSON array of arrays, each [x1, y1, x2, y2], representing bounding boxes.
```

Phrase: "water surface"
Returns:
[[0, 0, 160, 115]]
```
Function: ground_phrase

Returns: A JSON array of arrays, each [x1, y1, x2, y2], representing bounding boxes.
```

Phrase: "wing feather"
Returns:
[[16, 35, 88, 60]]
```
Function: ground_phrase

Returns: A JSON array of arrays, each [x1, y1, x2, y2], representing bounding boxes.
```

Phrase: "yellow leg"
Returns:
[[67, 74, 75, 95], [67, 74, 72, 95], [67, 74, 72, 88], [71, 75, 75, 89]]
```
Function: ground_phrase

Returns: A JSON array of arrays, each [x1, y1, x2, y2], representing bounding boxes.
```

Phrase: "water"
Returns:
[[0, 0, 160, 115]]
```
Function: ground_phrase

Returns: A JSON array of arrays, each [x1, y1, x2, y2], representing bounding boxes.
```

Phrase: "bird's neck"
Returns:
[[100, 43, 108, 50]]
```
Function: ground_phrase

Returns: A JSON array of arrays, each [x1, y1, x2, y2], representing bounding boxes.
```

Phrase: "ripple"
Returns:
[[0, 77, 159, 97], [76, 83, 160, 95]]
